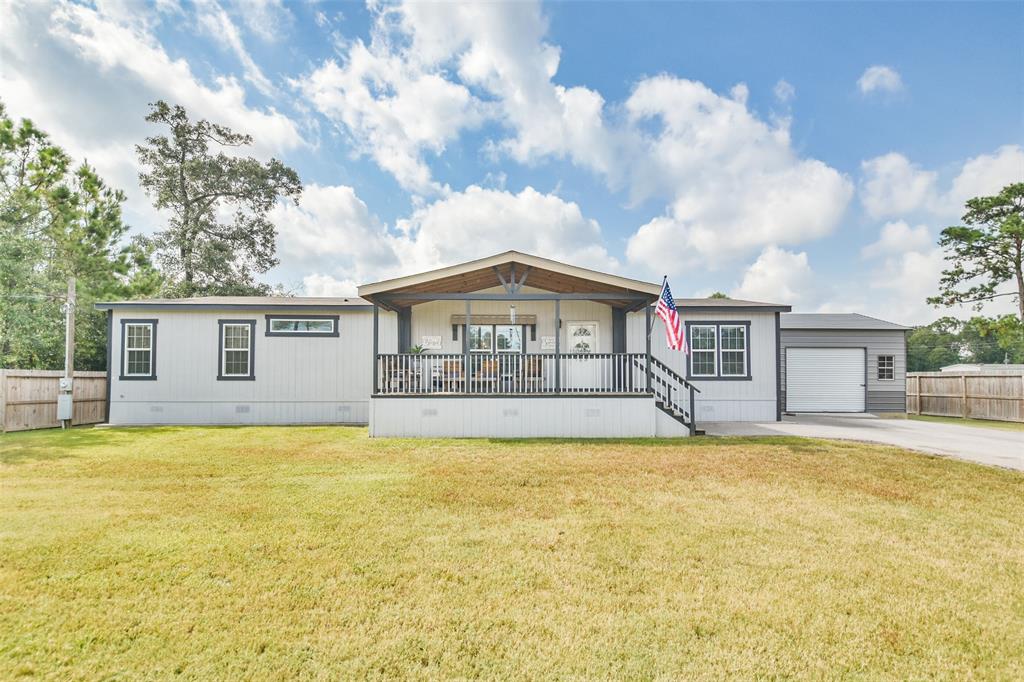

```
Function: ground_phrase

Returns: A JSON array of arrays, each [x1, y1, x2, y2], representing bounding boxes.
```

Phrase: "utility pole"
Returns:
[[59, 278, 76, 429]]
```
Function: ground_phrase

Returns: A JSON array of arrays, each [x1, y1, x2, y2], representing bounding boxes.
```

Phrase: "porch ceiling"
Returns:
[[358, 251, 661, 311]]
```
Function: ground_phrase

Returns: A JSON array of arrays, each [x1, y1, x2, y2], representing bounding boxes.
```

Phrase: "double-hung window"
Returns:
[[120, 319, 157, 380], [686, 322, 752, 380], [877, 355, 895, 381], [690, 325, 717, 377], [720, 325, 747, 377], [218, 320, 255, 380]]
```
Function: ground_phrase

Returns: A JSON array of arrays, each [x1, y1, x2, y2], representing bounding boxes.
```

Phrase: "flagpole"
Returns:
[[648, 276, 666, 335]]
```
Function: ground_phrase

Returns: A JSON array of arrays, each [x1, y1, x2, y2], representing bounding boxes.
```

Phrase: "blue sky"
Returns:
[[2, 0, 1021, 323]]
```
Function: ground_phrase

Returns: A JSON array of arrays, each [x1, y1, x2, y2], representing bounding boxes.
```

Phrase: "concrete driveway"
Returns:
[[702, 414, 1024, 471]]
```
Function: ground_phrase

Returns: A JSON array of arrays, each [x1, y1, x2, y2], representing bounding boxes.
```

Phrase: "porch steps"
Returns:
[[655, 400, 704, 436]]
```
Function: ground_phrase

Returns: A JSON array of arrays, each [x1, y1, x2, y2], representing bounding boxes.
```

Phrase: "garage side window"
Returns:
[[686, 321, 752, 380], [218, 320, 256, 380], [120, 319, 157, 380], [877, 355, 895, 380]]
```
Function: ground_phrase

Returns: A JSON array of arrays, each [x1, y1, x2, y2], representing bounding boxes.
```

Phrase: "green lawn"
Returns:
[[908, 413, 1024, 432], [2, 427, 1023, 679]]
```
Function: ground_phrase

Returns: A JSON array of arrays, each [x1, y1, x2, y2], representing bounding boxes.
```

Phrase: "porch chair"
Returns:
[[437, 359, 464, 392], [474, 358, 499, 393], [523, 356, 545, 393]]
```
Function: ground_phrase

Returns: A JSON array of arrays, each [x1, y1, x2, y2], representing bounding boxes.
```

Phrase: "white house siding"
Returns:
[[627, 309, 779, 422], [408, 285, 614, 354], [369, 396, 669, 438], [107, 308, 397, 425], [779, 329, 906, 412]]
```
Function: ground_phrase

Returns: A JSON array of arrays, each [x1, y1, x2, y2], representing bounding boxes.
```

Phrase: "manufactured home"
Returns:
[[97, 251, 792, 437]]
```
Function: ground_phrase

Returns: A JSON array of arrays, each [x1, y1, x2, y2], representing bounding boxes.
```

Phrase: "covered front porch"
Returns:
[[358, 252, 699, 437]]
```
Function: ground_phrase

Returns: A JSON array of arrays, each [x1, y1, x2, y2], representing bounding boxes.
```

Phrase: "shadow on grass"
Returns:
[[0, 426, 119, 465], [483, 434, 836, 450]]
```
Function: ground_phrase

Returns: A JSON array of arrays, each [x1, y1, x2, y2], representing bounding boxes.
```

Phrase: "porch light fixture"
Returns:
[[510, 304, 517, 324]]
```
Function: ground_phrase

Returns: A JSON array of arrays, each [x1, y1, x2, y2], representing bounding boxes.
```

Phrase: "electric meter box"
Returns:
[[57, 394, 74, 421]]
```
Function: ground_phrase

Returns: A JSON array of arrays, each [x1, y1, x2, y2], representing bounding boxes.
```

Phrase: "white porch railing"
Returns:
[[375, 352, 649, 395]]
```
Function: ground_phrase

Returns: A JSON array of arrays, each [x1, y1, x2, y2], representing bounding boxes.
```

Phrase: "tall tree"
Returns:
[[136, 101, 302, 296], [928, 183, 1024, 319], [0, 102, 160, 369], [906, 317, 962, 372]]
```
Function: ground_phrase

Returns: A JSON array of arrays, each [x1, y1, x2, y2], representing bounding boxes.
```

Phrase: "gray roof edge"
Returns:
[[781, 312, 910, 330], [95, 297, 372, 311]]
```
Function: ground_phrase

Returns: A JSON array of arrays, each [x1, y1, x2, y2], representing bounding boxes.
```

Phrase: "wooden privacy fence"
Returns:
[[0, 370, 107, 432], [907, 372, 1024, 423]]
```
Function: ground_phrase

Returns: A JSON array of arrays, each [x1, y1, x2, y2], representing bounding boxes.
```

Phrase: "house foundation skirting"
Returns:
[[369, 395, 688, 438]]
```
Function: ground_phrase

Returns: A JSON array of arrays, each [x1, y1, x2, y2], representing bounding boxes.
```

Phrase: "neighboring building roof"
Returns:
[[95, 296, 371, 311], [780, 313, 909, 331], [940, 363, 1024, 373]]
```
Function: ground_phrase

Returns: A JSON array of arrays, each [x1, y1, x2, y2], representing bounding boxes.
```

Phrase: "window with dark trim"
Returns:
[[467, 324, 526, 353], [877, 355, 895, 381], [265, 314, 339, 337], [218, 320, 256, 380], [685, 321, 752, 380], [119, 319, 157, 380]]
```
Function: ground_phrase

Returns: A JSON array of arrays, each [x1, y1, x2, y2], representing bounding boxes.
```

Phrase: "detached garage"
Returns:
[[780, 314, 909, 414]]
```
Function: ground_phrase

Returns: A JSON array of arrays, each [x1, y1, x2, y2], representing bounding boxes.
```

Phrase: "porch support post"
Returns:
[[554, 298, 561, 393], [645, 304, 652, 393], [612, 308, 626, 354], [464, 299, 471, 394], [397, 306, 411, 352], [372, 303, 379, 394]]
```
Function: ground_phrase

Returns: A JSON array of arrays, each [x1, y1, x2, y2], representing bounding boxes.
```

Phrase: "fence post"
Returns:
[[960, 374, 968, 419], [0, 369, 6, 433]]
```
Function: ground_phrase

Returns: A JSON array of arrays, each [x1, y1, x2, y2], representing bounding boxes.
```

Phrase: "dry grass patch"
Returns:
[[1, 426, 1022, 679], [907, 414, 1024, 432]]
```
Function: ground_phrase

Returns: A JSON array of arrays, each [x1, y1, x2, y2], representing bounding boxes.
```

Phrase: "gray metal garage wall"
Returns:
[[780, 329, 906, 412]]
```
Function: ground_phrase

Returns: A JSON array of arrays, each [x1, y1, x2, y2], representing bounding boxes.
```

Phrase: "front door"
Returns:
[[564, 322, 600, 391]]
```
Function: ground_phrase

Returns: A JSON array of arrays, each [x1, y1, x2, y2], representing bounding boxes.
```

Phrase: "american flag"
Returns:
[[655, 277, 688, 352]]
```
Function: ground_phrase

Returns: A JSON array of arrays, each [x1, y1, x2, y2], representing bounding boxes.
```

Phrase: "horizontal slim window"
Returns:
[[265, 315, 339, 337]]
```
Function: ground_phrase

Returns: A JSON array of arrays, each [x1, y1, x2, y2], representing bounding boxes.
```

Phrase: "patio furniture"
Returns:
[[437, 359, 464, 392], [474, 358, 499, 393]]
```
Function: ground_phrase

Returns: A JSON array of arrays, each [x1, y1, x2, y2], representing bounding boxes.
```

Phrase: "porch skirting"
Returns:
[[368, 395, 689, 438]]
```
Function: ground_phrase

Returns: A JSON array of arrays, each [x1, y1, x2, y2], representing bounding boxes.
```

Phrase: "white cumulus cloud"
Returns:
[[857, 65, 903, 94], [624, 76, 852, 273], [302, 273, 359, 297], [731, 246, 814, 305], [773, 79, 795, 103], [391, 185, 618, 274], [859, 153, 938, 218], [861, 221, 932, 260], [860, 145, 1023, 219]]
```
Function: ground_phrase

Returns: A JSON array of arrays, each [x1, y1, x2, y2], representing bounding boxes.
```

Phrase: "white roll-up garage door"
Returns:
[[786, 348, 865, 412]]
